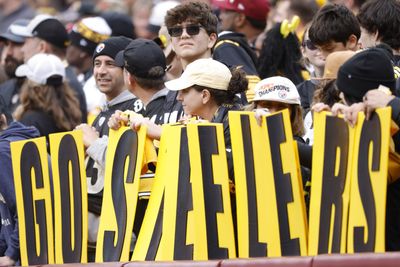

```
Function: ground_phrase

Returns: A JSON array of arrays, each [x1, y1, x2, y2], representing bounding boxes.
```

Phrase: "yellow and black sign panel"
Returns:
[[96, 126, 147, 262], [49, 131, 88, 264], [162, 125, 195, 260], [10, 137, 54, 266], [132, 124, 188, 261], [187, 123, 236, 260], [347, 108, 391, 253], [308, 112, 354, 255], [229, 110, 307, 258]]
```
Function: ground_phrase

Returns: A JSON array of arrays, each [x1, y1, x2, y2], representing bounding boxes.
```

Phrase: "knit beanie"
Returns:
[[336, 47, 396, 102], [92, 36, 133, 62]]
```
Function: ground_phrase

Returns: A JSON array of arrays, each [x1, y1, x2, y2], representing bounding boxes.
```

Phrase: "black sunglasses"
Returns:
[[303, 39, 318, 51], [168, 24, 204, 37]]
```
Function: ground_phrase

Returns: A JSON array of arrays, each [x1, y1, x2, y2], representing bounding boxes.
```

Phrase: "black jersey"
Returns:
[[213, 31, 260, 103], [296, 79, 317, 113], [145, 88, 183, 125], [213, 31, 258, 75]]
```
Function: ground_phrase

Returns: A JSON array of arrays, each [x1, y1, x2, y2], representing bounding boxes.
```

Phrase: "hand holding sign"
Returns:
[[363, 87, 395, 120]]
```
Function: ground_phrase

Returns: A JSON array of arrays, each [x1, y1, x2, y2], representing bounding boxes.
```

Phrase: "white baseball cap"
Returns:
[[165, 58, 232, 91], [252, 76, 300, 105], [16, 53, 66, 85]]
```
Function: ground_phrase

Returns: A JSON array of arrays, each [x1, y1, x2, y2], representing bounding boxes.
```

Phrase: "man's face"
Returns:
[[219, 9, 238, 32], [170, 21, 217, 63], [21, 37, 41, 62], [2, 40, 24, 78], [93, 55, 125, 100]]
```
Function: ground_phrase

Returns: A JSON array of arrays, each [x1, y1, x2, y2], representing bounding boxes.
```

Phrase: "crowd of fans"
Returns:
[[1, 0, 400, 265]]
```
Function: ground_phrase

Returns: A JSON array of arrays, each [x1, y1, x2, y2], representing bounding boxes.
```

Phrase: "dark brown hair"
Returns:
[[133, 66, 165, 91], [357, 0, 400, 50], [312, 79, 341, 107], [165, 2, 218, 36], [309, 4, 360, 46]]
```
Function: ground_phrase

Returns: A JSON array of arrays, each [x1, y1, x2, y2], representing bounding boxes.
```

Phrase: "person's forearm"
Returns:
[[86, 136, 108, 169]]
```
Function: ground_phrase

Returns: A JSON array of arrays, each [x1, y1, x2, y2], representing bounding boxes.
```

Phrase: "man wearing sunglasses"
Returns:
[[164, 2, 218, 70], [163, 2, 221, 111]]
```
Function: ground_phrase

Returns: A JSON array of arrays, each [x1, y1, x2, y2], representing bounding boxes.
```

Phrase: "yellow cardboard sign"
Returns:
[[133, 123, 236, 260], [347, 108, 391, 253], [10, 137, 54, 266], [132, 124, 186, 261], [187, 123, 236, 260], [95, 126, 147, 262], [229, 110, 307, 257], [308, 112, 354, 255], [49, 131, 88, 264]]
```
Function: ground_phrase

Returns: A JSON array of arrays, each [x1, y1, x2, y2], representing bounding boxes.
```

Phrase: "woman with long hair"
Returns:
[[14, 53, 82, 136]]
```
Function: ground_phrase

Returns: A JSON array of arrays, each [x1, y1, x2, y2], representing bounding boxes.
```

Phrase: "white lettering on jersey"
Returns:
[[86, 158, 105, 194]]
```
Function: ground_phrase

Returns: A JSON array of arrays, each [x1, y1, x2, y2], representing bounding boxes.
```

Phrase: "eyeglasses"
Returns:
[[168, 24, 204, 37], [303, 39, 318, 51]]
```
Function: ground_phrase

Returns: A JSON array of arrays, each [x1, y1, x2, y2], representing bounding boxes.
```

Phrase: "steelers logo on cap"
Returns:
[[96, 43, 105, 53], [278, 90, 287, 99]]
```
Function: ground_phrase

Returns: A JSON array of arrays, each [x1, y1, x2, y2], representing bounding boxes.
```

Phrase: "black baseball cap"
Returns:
[[19, 14, 70, 49], [115, 38, 166, 79]]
